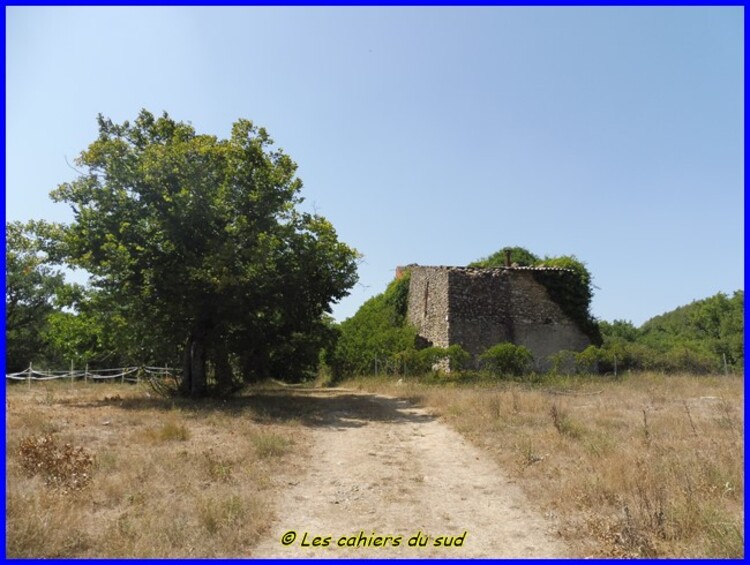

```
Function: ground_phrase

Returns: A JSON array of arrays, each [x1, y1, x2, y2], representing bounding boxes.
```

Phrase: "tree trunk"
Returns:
[[213, 340, 234, 393], [241, 349, 268, 384], [181, 326, 209, 397]]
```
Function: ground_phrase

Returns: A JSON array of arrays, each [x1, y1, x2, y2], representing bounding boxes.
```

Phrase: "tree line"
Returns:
[[9, 222, 742, 385], [596, 290, 744, 374]]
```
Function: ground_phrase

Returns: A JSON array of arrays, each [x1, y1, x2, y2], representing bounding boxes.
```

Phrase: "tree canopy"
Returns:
[[468, 246, 539, 267], [50, 110, 359, 395]]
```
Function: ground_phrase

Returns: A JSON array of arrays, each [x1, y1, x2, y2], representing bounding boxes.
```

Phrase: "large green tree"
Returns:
[[51, 110, 359, 396]]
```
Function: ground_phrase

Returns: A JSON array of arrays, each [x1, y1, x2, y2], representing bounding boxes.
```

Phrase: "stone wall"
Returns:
[[405, 266, 590, 370], [406, 267, 450, 348]]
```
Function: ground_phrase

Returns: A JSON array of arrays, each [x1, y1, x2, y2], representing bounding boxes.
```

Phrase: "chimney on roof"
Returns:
[[504, 249, 512, 268]]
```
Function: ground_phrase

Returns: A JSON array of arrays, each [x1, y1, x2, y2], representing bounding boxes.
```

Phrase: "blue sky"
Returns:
[[6, 6, 744, 326]]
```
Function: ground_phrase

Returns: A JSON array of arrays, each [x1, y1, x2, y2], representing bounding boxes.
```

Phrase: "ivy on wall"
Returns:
[[473, 247, 602, 345], [531, 268, 601, 345], [386, 270, 411, 323]]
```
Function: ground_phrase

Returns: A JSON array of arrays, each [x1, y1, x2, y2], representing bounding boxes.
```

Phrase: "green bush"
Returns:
[[415, 347, 446, 371], [597, 341, 655, 373], [574, 345, 601, 373], [654, 347, 717, 375], [417, 344, 472, 373], [393, 348, 430, 375], [548, 349, 577, 375], [444, 344, 472, 371], [480, 343, 533, 377]]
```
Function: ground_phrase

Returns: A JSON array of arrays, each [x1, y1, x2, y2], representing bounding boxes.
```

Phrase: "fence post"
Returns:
[[27, 363, 32, 390], [85, 364, 89, 385], [70, 360, 74, 386], [723, 353, 729, 376]]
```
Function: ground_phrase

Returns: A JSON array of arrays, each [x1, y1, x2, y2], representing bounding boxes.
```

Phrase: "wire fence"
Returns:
[[5, 364, 177, 385]]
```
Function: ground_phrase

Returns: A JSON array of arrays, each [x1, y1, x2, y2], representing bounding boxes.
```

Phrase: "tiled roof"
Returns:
[[407, 264, 575, 274]]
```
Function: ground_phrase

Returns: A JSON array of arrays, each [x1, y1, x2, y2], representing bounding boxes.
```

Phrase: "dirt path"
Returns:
[[250, 388, 568, 558]]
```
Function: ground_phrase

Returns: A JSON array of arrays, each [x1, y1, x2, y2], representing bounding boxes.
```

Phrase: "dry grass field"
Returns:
[[6, 372, 744, 558], [5, 380, 311, 558], [343, 371, 744, 558]]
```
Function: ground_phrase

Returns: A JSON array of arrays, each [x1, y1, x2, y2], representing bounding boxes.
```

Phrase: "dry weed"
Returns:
[[249, 430, 294, 458], [140, 419, 191, 442], [7, 486, 94, 556]]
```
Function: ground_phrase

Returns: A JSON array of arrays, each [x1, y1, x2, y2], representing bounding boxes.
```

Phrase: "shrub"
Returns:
[[391, 348, 427, 375], [597, 341, 659, 373], [655, 347, 717, 375], [415, 344, 472, 373], [480, 343, 533, 377], [574, 345, 602, 373], [548, 349, 577, 375], [444, 344, 472, 371], [17, 434, 94, 491]]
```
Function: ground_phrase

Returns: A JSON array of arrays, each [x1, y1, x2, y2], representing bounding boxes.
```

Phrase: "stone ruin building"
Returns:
[[397, 254, 591, 371]]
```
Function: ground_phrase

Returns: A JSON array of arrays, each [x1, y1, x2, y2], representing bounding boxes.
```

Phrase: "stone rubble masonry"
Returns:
[[403, 265, 590, 371]]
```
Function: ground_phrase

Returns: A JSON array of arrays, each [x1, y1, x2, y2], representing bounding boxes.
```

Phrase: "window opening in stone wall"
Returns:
[[423, 281, 430, 318]]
